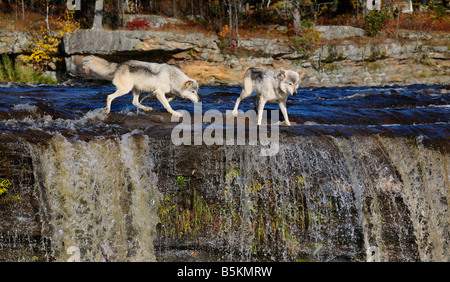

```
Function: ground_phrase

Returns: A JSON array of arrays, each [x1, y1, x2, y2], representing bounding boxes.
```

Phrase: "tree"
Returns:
[[224, 0, 242, 41], [21, 0, 24, 20], [45, 0, 50, 30], [92, 0, 104, 29]]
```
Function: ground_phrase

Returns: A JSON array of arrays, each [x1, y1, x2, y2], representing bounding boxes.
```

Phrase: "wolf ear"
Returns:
[[277, 70, 286, 80], [183, 80, 194, 89]]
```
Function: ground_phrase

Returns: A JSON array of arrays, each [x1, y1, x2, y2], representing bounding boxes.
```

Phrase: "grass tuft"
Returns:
[[0, 55, 57, 84]]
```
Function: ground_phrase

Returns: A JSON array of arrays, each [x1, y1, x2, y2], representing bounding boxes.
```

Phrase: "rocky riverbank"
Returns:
[[1, 26, 449, 86]]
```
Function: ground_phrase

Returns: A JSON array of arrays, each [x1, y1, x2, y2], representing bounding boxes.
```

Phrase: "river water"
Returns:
[[0, 82, 449, 262], [0, 82, 448, 139]]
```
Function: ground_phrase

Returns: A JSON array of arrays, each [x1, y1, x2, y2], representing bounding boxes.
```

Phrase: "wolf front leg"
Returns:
[[232, 87, 252, 117], [154, 91, 182, 118], [279, 99, 291, 126]]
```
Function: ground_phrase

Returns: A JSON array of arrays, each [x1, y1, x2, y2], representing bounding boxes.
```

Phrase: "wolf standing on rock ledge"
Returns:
[[82, 56, 200, 117], [232, 67, 300, 126]]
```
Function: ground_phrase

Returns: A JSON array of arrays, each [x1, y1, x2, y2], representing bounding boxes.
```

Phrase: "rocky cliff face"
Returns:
[[0, 26, 448, 86], [61, 28, 449, 86]]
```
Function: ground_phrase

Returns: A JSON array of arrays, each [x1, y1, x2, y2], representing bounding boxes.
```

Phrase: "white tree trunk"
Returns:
[[92, 0, 104, 29]]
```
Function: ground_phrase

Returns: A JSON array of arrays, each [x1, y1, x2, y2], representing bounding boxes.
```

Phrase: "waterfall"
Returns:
[[29, 133, 161, 262], [17, 132, 449, 262], [153, 134, 449, 262], [376, 136, 449, 261]]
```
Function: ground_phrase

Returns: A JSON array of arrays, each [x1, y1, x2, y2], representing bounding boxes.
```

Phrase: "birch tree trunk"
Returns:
[[92, 0, 104, 29]]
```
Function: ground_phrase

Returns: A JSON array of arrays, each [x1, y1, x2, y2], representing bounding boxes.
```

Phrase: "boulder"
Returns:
[[315, 25, 365, 40], [122, 14, 185, 28], [63, 29, 219, 55], [0, 31, 33, 54], [63, 29, 222, 78], [238, 37, 290, 57], [63, 29, 141, 55]]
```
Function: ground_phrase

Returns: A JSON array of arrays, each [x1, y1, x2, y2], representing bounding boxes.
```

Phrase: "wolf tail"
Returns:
[[241, 68, 254, 95], [82, 55, 118, 80]]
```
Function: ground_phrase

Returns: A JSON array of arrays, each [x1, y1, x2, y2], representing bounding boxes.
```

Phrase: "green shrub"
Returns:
[[434, 4, 447, 20], [0, 55, 57, 84], [290, 26, 321, 58], [364, 10, 391, 37]]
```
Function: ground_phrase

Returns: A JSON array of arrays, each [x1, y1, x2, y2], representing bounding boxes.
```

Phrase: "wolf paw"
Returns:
[[171, 111, 183, 118]]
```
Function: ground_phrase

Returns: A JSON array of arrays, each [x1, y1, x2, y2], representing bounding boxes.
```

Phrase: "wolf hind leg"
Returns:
[[253, 95, 259, 111], [105, 89, 131, 114], [106, 74, 133, 113], [232, 83, 253, 117], [257, 98, 267, 126], [132, 88, 153, 112]]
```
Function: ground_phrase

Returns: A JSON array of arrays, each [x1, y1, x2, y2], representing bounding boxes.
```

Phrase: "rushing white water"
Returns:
[[29, 134, 160, 262], [15, 128, 445, 262], [153, 134, 449, 261], [376, 136, 450, 261]]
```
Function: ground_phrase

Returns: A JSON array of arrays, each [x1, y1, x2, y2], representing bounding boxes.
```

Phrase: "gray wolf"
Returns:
[[232, 67, 300, 125], [83, 56, 200, 117]]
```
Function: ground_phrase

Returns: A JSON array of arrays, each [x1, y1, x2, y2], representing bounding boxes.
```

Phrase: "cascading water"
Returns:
[[0, 83, 448, 261], [28, 134, 161, 262], [376, 136, 449, 261], [156, 136, 448, 261]]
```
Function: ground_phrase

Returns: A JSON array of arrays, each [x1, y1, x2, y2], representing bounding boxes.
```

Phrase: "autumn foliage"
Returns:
[[126, 18, 152, 30], [21, 9, 81, 71]]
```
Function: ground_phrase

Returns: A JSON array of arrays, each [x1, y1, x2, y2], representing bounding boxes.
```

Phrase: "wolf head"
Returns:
[[181, 80, 200, 103], [276, 70, 300, 96]]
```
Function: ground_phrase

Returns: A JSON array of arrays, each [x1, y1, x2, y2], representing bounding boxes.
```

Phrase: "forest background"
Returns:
[[1, 0, 448, 33], [0, 0, 448, 83]]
